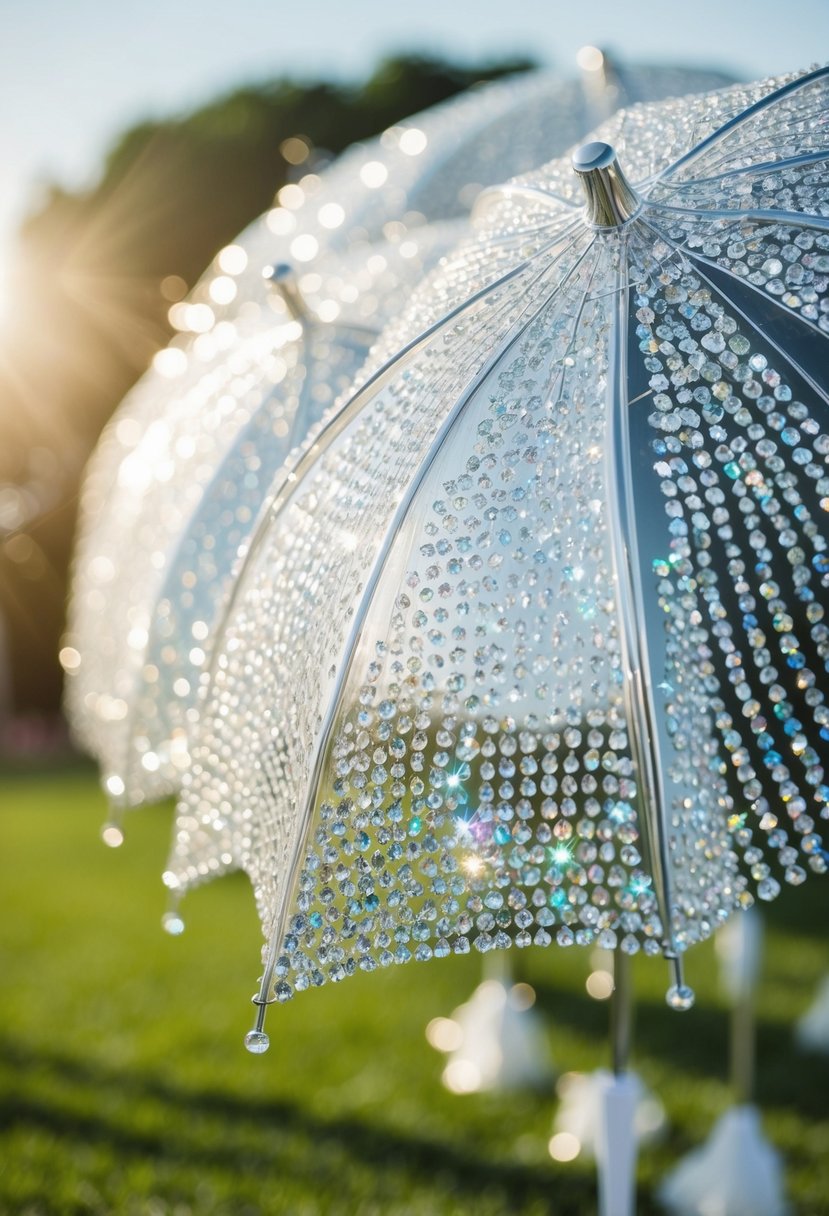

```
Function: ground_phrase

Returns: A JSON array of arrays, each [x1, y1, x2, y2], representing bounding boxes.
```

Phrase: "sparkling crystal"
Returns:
[[666, 984, 696, 1012], [244, 1030, 270, 1054], [161, 912, 185, 936], [68, 64, 829, 1020]]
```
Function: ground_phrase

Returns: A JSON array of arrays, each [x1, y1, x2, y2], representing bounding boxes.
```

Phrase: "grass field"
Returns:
[[1, 763, 828, 1215]]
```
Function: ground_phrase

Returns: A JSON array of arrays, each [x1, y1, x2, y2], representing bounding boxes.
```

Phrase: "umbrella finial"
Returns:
[[572, 142, 640, 227], [264, 262, 306, 321]]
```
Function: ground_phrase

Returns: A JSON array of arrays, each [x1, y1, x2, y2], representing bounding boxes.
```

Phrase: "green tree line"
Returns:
[[0, 54, 534, 714]]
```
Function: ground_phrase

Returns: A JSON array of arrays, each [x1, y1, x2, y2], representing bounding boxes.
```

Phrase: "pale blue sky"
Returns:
[[0, 0, 826, 278]]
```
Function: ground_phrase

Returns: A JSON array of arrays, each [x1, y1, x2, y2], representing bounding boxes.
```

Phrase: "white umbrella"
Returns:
[[64, 58, 731, 821], [659, 1107, 787, 1216], [64, 227, 457, 814], [426, 957, 553, 1093], [63, 231, 455, 812], [173, 62, 829, 1012], [156, 62, 828, 1215], [659, 910, 788, 1216], [796, 973, 829, 1052], [551, 948, 666, 1172], [552, 1068, 665, 1159]]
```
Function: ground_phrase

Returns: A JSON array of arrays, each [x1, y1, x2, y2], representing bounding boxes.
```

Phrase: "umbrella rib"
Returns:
[[651, 148, 829, 192], [248, 233, 596, 1029], [603, 244, 682, 979], [537, 239, 607, 422], [443, 212, 582, 256], [115, 321, 377, 799], [644, 200, 829, 233], [636, 213, 829, 407], [686, 254, 829, 383], [199, 234, 580, 717], [659, 64, 829, 181], [473, 183, 579, 218]]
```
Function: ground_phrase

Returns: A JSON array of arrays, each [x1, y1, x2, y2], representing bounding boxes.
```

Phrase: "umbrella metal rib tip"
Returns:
[[244, 1029, 270, 1054], [571, 140, 640, 228]]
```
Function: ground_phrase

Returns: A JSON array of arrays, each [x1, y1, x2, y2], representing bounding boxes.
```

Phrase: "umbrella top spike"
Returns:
[[571, 141, 640, 227], [263, 261, 306, 321]]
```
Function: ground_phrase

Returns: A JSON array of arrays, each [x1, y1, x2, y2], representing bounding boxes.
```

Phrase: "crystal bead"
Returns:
[[100, 823, 124, 849], [666, 984, 696, 1012], [244, 1030, 270, 1054]]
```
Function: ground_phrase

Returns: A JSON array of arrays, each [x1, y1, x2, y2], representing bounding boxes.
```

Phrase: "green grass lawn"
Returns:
[[1, 763, 828, 1215]]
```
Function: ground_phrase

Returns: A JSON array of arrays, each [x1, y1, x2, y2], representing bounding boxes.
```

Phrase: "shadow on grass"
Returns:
[[0, 1033, 617, 1215], [529, 978, 829, 1122], [757, 878, 829, 942]]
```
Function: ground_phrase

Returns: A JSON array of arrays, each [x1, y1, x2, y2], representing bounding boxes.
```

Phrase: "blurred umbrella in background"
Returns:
[[426, 955, 553, 1093], [796, 971, 829, 1051], [1, 54, 539, 716], [658, 909, 787, 1216], [548, 948, 666, 1167], [551, 1068, 665, 1163], [62, 53, 735, 822], [220, 53, 734, 277], [140, 64, 828, 1215], [62, 223, 458, 820]]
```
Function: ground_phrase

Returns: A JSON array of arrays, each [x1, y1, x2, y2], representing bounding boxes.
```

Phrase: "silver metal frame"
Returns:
[[248, 231, 595, 1042]]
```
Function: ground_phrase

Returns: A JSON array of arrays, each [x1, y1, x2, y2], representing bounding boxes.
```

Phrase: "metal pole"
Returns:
[[731, 992, 755, 1106], [611, 948, 632, 1077]]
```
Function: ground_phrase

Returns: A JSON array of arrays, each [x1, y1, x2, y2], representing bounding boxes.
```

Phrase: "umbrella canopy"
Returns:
[[161, 65, 829, 1049], [64, 227, 461, 809], [64, 59, 732, 814], [202, 59, 734, 317]]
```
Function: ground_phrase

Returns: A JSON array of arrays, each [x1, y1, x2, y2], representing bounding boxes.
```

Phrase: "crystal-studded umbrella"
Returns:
[[64, 225, 463, 815], [204, 57, 734, 304], [65, 59, 732, 822], [165, 66, 829, 1050]]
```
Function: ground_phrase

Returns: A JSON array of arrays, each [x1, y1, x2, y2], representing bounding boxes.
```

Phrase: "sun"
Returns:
[[0, 248, 12, 329]]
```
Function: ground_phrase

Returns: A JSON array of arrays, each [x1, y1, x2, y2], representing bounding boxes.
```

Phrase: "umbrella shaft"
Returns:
[[611, 948, 633, 1076], [730, 996, 755, 1104]]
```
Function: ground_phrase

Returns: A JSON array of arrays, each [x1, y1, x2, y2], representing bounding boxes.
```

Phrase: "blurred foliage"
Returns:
[[1, 767, 828, 1214], [0, 53, 535, 712]]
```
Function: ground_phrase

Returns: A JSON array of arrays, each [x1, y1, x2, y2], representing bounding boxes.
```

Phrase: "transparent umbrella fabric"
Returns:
[[175, 223, 735, 970], [65, 59, 738, 804], [65, 225, 458, 804], [118, 236, 475, 807], [189, 63, 735, 332], [168, 68, 829, 1010]]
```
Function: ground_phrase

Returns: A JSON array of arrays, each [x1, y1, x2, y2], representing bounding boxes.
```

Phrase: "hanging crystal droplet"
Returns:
[[244, 1030, 270, 1054], [666, 984, 696, 1011], [100, 822, 124, 848], [162, 911, 185, 936]]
